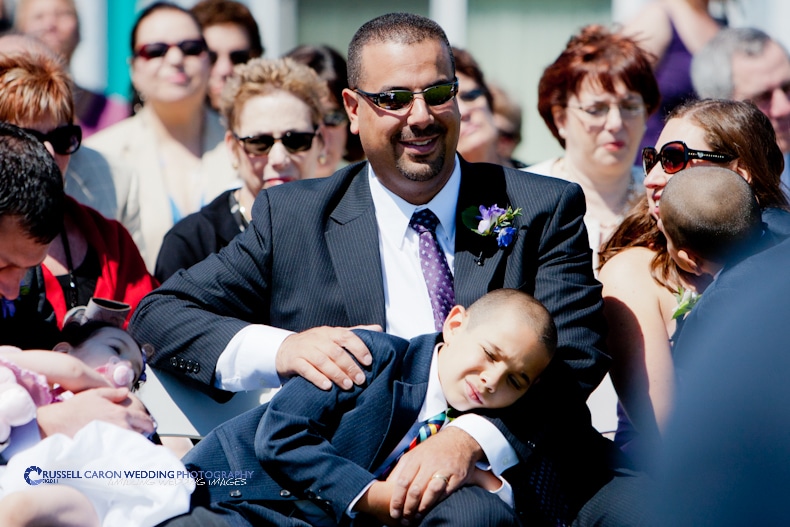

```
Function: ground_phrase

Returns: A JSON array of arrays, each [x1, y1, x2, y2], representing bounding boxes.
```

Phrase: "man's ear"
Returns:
[[676, 248, 704, 276], [52, 342, 73, 354], [342, 88, 361, 135], [441, 305, 467, 344]]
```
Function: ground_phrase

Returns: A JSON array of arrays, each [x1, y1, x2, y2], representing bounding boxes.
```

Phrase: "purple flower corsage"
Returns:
[[462, 204, 522, 248]]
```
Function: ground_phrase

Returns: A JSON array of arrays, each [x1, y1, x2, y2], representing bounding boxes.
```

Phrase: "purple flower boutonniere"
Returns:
[[462, 204, 522, 248]]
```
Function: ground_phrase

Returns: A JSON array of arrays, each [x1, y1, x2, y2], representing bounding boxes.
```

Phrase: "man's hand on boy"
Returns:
[[387, 427, 483, 522], [275, 325, 380, 391]]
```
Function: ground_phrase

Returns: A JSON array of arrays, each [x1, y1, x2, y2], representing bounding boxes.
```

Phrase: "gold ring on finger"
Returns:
[[431, 473, 449, 484]]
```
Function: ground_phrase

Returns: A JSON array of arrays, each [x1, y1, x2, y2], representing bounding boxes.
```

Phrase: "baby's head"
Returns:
[[54, 321, 149, 390], [437, 289, 556, 412], [657, 166, 762, 277]]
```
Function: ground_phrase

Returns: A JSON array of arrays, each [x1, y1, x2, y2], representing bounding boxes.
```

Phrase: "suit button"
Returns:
[[170, 357, 178, 367], [178, 358, 187, 370], [280, 489, 291, 497], [192, 362, 200, 373], [229, 489, 241, 498]]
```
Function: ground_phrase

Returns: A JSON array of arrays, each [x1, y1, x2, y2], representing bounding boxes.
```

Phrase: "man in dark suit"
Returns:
[[653, 234, 790, 525], [133, 12, 638, 526]]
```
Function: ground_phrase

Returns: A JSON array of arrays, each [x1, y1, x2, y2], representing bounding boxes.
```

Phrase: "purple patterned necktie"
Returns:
[[410, 209, 455, 331]]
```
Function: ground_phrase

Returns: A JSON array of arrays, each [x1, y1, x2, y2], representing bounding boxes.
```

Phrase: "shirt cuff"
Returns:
[[214, 325, 293, 391], [446, 414, 518, 475], [346, 479, 376, 519]]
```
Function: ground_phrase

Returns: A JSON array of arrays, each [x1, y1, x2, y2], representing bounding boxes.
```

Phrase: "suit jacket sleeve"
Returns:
[[129, 191, 278, 392], [255, 330, 405, 523]]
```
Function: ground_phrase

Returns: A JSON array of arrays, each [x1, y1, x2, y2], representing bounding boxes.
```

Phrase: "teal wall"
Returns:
[[106, 0, 137, 101]]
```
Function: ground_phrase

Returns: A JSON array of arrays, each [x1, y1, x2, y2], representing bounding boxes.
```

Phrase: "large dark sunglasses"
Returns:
[[207, 49, 251, 66], [134, 39, 207, 60], [23, 124, 82, 155], [233, 130, 317, 156], [354, 80, 458, 111], [642, 141, 735, 175]]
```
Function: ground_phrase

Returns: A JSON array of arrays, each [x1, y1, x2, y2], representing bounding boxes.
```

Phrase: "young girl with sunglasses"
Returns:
[[598, 98, 790, 467]]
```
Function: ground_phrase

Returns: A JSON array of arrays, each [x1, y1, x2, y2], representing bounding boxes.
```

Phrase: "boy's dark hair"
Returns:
[[0, 121, 65, 244], [347, 12, 454, 89], [660, 167, 762, 263]]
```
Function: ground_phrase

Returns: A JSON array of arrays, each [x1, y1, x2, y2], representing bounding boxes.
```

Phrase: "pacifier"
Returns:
[[96, 356, 136, 388]]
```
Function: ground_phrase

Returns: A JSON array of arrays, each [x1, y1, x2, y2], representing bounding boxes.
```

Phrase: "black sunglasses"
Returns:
[[23, 124, 82, 155], [207, 49, 251, 66], [642, 141, 735, 175], [354, 80, 458, 111], [458, 87, 486, 103], [323, 110, 348, 127], [233, 130, 317, 156], [134, 39, 207, 60]]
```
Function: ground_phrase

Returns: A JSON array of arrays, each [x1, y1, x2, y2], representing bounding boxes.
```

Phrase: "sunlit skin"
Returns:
[[437, 305, 552, 412], [203, 22, 252, 111], [15, 0, 79, 61], [58, 326, 145, 389], [731, 41, 790, 154], [130, 9, 210, 107], [343, 38, 460, 205], [456, 73, 499, 164], [644, 117, 745, 220], [553, 78, 646, 181], [0, 216, 51, 301]]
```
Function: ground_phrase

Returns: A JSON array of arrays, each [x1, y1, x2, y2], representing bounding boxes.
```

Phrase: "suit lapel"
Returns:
[[369, 334, 437, 471], [325, 166, 387, 328], [454, 160, 513, 306]]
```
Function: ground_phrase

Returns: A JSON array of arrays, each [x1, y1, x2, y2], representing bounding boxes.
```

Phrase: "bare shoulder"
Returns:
[[599, 247, 657, 289]]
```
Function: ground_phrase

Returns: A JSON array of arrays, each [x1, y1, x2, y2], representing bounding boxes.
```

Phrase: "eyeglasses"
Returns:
[[23, 124, 82, 155], [458, 87, 486, 103], [323, 110, 348, 127], [354, 80, 458, 111], [207, 49, 251, 66], [134, 39, 207, 60], [642, 141, 736, 175], [233, 130, 317, 156], [569, 100, 645, 122]]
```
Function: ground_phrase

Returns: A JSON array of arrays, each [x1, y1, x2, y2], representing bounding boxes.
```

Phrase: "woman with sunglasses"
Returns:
[[191, 0, 264, 112], [86, 2, 239, 271], [286, 44, 366, 178], [531, 25, 660, 273], [450, 47, 524, 169], [598, 98, 790, 466], [0, 48, 157, 331], [154, 58, 327, 283]]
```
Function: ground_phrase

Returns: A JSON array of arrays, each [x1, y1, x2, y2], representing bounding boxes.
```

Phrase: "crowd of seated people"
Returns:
[[2, 2, 790, 526]]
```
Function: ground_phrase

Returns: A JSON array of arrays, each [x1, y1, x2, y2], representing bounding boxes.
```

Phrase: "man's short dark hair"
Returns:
[[0, 121, 65, 243], [347, 12, 454, 88]]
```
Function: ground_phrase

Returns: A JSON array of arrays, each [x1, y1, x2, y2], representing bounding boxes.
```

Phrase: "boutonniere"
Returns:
[[672, 286, 700, 320], [462, 204, 522, 249]]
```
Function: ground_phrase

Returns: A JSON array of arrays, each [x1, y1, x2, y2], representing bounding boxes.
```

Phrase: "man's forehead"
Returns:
[[732, 42, 790, 97], [358, 39, 454, 86]]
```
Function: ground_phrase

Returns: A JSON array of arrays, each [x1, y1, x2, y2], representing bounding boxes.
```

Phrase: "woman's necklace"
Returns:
[[59, 228, 78, 309]]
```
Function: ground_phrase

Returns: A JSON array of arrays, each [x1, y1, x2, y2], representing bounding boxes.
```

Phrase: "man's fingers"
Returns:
[[338, 329, 375, 367], [418, 474, 449, 514]]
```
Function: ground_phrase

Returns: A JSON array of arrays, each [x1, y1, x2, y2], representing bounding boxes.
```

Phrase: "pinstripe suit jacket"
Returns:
[[133, 157, 616, 520], [132, 158, 607, 396]]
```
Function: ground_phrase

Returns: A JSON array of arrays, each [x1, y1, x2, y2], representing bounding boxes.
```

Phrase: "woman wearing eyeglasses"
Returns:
[[598, 98, 790, 467], [154, 58, 327, 283], [286, 44, 366, 178], [86, 2, 239, 271], [0, 48, 157, 333], [530, 25, 660, 272], [191, 0, 264, 112], [450, 47, 524, 169]]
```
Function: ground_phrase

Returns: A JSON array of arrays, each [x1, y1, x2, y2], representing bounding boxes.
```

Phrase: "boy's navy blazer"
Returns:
[[183, 330, 441, 524]]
